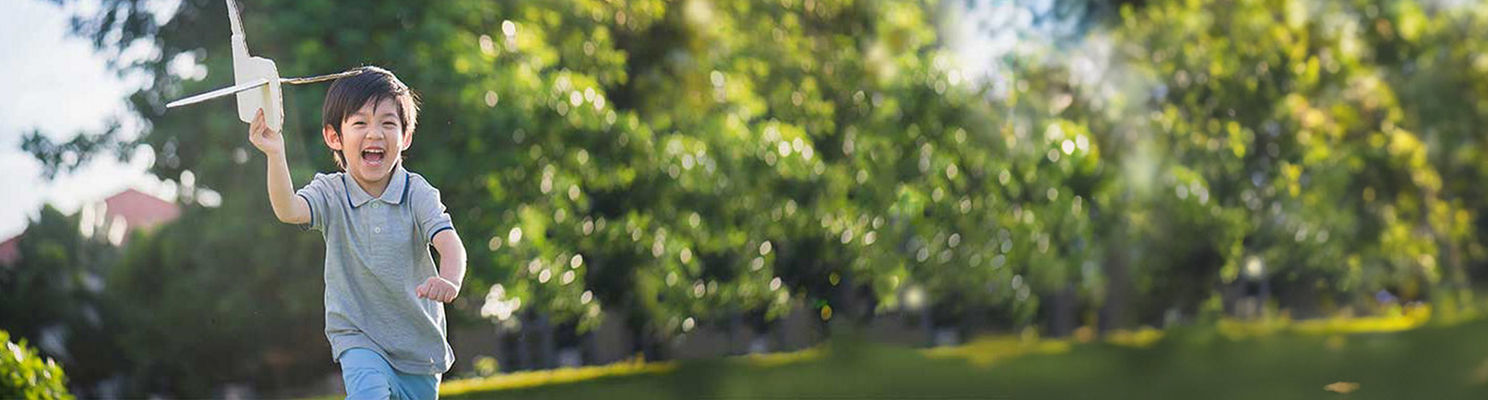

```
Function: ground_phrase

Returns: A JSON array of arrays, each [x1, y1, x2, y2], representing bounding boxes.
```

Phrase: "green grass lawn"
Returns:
[[442, 310, 1488, 399]]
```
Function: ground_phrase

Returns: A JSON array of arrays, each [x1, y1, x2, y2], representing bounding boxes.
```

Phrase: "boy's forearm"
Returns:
[[438, 256, 466, 288], [264, 151, 309, 224], [433, 230, 467, 288]]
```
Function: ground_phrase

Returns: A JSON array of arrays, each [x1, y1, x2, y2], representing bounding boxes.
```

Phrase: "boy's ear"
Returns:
[[322, 124, 343, 151], [400, 128, 414, 151]]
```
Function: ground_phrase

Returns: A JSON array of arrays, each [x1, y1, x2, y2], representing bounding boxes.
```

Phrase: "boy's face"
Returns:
[[324, 97, 411, 189]]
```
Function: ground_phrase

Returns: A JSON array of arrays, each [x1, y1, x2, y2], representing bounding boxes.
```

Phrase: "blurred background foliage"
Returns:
[[9, 0, 1488, 396]]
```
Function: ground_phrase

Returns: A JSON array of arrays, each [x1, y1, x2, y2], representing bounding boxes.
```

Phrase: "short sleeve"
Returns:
[[295, 173, 338, 232], [411, 176, 454, 244]]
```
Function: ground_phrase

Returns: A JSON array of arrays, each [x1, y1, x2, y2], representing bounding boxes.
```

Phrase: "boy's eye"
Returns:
[[351, 121, 366, 126], [383, 122, 398, 128]]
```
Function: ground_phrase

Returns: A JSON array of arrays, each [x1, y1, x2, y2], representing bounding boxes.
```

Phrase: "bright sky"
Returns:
[[0, 1, 171, 238]]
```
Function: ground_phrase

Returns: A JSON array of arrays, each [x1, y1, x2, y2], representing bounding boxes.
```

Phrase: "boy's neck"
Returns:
[[349, 164, 397, 198], [351, 174, 391, 198]]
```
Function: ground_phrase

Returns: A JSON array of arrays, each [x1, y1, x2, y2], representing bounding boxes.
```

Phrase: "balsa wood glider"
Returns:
[[165, 0, 361, 131]]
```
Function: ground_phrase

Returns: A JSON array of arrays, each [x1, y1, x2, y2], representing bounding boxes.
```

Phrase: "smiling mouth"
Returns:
[[362, 148, 386, 165]]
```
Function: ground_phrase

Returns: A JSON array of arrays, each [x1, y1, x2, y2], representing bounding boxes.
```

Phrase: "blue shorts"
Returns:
[[338, 348, 441, 400]]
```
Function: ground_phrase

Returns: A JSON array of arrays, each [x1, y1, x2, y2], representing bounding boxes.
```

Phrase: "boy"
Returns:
[[247, 66, 466, 399]]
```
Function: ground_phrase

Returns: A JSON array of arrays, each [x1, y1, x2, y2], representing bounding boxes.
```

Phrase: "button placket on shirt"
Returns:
[[363, 202, 388, 264], [372, 202, 384, 234]]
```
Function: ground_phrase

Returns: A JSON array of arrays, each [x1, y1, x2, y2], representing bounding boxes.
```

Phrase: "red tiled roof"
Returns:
[[0, 234, 20, 265], [1, 188, 180, 263], [102, 188, 180, 233]]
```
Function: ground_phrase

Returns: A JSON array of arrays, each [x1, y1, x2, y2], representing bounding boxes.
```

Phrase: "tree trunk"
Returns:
[[1051, 284, 1077, 337], [1100, 231, 1134, 333]]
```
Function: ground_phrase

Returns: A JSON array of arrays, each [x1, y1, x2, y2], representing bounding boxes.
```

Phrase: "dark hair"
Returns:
[[322, 66, 420, 168]]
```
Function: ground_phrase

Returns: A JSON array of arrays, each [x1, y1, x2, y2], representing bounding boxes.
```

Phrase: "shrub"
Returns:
[[1, 330, 72, 400]]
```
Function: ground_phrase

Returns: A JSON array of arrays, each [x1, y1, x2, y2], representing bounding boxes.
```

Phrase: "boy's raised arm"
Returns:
[[248, 109, 311, 224]]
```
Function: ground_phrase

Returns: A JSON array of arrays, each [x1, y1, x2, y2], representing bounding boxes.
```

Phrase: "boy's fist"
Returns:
[[416, 276, 460, 303], [247, 108, 284, 156]]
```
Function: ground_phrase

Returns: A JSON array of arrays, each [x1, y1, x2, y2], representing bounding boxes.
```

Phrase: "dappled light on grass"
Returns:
[[438, 347, 827, 399], [1215, 303, 1432, 340], [914, 306, 1433, 369], [1324, 381, 1360, 394], [440, 356, 677, 397], [923, 332, 1073, 367]]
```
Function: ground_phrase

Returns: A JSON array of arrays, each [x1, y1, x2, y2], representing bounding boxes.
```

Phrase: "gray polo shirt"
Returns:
[[296, 165, 455, 375]]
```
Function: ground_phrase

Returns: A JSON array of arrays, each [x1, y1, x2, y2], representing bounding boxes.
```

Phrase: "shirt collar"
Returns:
[[343, 164, 410, 208]]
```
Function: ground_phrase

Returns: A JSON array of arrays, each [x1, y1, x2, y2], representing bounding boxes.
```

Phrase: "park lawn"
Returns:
[[440, 308, 1488, 399]]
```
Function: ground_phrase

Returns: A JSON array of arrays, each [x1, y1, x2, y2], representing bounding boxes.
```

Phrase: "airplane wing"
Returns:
[[166, 77, 272, 109]]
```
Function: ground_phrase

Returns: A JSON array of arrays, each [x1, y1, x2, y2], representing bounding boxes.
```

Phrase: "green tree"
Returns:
[[1087, 0, 1462, 320]]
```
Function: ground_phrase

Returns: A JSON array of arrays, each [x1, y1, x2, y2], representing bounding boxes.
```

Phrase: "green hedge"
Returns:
[[1, 330, 72, 400]]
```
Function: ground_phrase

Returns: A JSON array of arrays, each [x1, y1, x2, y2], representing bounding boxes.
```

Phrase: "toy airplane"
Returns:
[[165, 0, 361, 131]]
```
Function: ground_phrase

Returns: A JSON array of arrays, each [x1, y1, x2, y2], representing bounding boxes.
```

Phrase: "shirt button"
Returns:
[[374, 227, 383, 233]]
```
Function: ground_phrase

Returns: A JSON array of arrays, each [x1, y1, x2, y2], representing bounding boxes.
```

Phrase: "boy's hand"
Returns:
[[247, 108, 284, 156], [416, 276, 460, 303]]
